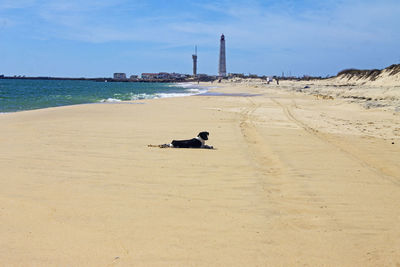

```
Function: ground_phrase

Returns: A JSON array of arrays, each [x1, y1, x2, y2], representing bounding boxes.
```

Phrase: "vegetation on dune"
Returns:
[[337, 64, 400, 81], [386, 64, 400, 75]]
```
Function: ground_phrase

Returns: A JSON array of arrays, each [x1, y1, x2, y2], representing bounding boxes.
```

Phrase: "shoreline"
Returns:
[[1, 81, 400, 265], [0, 81, 211, 114]]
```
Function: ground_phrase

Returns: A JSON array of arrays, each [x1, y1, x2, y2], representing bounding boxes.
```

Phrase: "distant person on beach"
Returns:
[[276, 78, 279, 85]]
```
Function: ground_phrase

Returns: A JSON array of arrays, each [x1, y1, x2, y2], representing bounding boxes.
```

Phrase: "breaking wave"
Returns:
[[99, 83, 208, 102]]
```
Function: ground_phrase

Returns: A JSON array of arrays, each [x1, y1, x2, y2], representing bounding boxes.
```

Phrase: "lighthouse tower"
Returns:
[[192, 46, 197, 77], [218, 34, 226, 77]]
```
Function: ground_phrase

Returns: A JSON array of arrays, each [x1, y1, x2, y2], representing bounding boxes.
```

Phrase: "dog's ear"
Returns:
[[198, 131, 209, 140]]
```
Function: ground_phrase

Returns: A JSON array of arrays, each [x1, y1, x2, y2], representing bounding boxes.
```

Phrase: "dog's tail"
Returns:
[[148, 144, 171, 148]]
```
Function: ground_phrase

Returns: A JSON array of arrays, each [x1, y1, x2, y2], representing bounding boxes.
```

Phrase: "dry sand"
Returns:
[[1, 81, 400, 266]]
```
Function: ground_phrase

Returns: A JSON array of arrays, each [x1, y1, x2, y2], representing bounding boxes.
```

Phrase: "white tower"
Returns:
[[218, 34, 226, 77]]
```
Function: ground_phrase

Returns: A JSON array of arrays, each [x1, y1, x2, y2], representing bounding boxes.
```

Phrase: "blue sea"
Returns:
[[0, 79, 207, 113]]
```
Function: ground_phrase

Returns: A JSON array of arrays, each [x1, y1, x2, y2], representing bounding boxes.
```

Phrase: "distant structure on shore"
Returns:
[[141, 72, 188, 80], [218, 34, 227, 77], [192, 46, 197, 77], [113, 73, 126, 80]]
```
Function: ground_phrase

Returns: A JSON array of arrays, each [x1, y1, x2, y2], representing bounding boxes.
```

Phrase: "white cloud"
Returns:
[[4, 0, 398, 48], [0, 0, 37, 9]]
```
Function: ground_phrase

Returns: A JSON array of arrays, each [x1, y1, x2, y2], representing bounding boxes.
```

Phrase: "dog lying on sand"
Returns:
[[148, 131, 214, 149]]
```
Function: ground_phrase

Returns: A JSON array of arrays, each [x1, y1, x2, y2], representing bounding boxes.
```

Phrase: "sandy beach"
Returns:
[[1, 81, 400, 266]]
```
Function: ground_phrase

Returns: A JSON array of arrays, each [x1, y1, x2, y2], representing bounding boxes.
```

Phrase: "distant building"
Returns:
[[140, 72, 190, 80], [169, 73, 181, 79], [113, 73, 127, 80], [129, 75, 139, 80], [157, 72, 170, 79], [141, 73, 158, 79], [197, 73, 207, 77]]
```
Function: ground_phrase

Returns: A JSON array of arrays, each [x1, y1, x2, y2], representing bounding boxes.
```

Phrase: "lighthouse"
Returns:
[[192, 46, 197, 77], [218, 34, 227, 77]]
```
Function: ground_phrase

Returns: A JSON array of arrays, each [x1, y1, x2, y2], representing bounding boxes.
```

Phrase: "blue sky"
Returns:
[[1, 0, 399, 77]]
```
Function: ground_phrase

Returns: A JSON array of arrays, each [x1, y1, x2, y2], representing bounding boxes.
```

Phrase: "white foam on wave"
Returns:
[[175, 83, 209, 93], [185, 88, 202, 93], [130, 88, 207, 100], [98, 83, 208, 103], [129, 93, 157, 100], [100, 98, 122, 103], [170, 82, 196, 88], [186, 88, 207, 93], [154, 92, 193, 98]]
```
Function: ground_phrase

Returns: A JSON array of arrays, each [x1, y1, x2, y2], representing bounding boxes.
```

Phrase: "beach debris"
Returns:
[[111, 256, 120, 263], [363, 101, 386, 109], [314, 94, 334, 100], [304, 85, 310, 89]]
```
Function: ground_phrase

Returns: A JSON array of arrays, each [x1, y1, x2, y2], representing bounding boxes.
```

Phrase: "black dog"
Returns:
[[171, 131, 212, 148], [150, 131, 213, 149]]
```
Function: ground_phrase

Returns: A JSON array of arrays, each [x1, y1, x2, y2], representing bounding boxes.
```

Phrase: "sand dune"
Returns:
[[238, 65, 400, 113], [332, 64, 400, 87]]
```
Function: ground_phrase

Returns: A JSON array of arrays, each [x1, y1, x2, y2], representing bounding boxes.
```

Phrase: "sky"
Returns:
[[0, 0, 399, 77]]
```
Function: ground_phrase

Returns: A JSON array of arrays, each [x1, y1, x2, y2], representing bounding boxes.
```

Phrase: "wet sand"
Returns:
[[1, 82, 400, 266]]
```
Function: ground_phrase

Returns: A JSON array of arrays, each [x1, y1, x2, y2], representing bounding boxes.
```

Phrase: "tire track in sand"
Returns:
[[270, 98, 400, 185], [239, 97, 283, 178], [238, 98, 342, 234]]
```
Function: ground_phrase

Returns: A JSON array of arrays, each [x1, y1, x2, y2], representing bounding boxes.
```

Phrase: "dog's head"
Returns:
[[198, 131, 209, 140]]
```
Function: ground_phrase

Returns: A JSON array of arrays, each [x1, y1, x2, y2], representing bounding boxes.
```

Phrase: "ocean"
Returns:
[[0, 79, 207, 113]]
